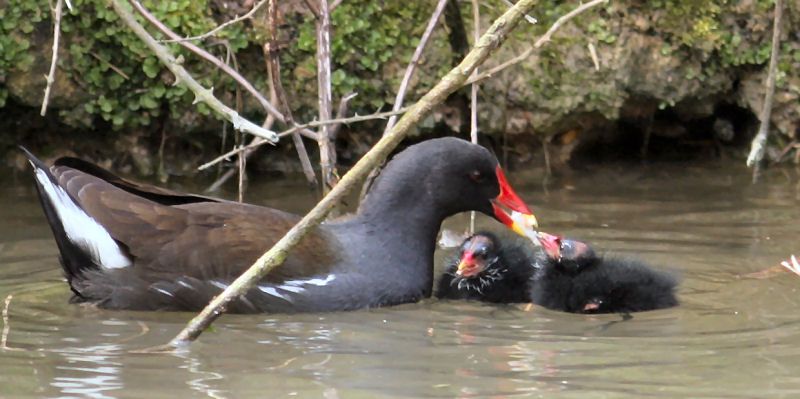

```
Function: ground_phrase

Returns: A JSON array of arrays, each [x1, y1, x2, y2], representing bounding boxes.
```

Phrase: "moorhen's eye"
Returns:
[[468, 170, 484, 183]]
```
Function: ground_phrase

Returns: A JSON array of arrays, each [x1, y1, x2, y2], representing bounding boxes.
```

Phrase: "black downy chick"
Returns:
[[436, 232, 534, 303]]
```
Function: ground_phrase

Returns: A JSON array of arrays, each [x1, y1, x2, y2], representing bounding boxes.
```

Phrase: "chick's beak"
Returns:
[[491, 166, 538, 237], [455, 252, 478, 277], [538, 232, 562, 259]]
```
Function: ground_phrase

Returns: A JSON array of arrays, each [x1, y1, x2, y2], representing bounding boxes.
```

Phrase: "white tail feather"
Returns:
[[33, 165, 131, 269]]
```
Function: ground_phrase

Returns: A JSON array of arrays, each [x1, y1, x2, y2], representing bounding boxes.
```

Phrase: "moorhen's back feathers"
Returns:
[[24, 138, 537, 313]]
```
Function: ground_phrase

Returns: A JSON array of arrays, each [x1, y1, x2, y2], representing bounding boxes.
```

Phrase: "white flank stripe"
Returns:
[[257, 285, 288, 301], [33, 166, 131, 269], [282, 274, 336, 287], [277, 285, 305, 294], [210, 280, 228, 290]]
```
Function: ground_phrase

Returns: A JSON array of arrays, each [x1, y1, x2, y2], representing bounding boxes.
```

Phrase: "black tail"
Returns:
[[20, 146, 108, 294]]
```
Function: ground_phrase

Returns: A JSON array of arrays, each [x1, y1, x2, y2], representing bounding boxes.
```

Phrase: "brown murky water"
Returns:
[[3, 159, 800, 398]]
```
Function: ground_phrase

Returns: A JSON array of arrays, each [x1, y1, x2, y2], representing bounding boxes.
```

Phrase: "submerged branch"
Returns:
[[167, 0, 539, 347]]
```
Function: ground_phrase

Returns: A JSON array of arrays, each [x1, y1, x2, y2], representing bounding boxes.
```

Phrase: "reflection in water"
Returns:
[[174, 350, 228, 399], [51, 344, 122, 399], [4, 160, 800, 397]]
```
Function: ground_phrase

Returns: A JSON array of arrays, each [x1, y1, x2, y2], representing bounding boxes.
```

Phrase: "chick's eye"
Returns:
[[469, 170, 483, 182]]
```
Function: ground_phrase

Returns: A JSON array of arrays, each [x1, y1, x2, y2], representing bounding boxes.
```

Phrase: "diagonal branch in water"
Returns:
[[165, 0, 539, 348]]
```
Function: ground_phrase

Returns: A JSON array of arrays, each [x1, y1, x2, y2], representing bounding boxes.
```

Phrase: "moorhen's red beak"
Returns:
[[491, 166, 538, 237], [538, 232, 562, 259]]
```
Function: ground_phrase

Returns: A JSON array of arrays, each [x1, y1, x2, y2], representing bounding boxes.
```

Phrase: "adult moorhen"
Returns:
[[23, 138, 538, 313], [437, 232, 678, 314]]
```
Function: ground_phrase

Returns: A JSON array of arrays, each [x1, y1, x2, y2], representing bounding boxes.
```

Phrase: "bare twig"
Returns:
[[500, 0, 537, 24], [329, 92, 358, 140], [383, 0, 449, 135], [316, 0, 336, 192], [469, 0, 480, 233], [40, 0, 64, 116], [587, 42, 600, 70], [129, 0, 319, 141], [302, 0, 321, 19], [746, 0, 783, 177], [88, 51, 130, 80], [198, 107, 409, 172], [465, 0, 608, 87], [361, 0, 449, 199], [161, 0, 269, 43], [115, 0, 279, 142], [267, 0, 317, 186], [167, 0, 538, 347]]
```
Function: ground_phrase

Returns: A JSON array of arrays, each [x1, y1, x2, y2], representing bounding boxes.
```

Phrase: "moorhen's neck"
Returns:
[[356, 160, 448, 236]]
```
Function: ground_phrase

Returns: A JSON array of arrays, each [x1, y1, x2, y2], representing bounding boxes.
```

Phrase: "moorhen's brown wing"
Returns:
[[51, 163, 341, 284]]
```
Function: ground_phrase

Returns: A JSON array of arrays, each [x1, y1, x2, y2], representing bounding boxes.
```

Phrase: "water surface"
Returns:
[[2, 160, 800, 398]]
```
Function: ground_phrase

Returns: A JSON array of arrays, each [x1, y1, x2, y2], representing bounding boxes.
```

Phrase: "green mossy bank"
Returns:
[[1, 0, 798, 175]]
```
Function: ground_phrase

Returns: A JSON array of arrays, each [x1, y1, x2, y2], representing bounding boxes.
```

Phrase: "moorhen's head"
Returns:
[[364, 137, 538, 235], [533, 232, 678, 314]]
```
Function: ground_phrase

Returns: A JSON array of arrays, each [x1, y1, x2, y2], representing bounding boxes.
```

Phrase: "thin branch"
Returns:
[[167, 0, 538, 347], [329, 92, 358, 140], [469, 0, 480, 233], [500, 0, 537, 24], [198, 106, 409, 171], [115, 0, 279, 142], [89, 51, 130, 80], [362, 0, 448, 199], [302, 0, 321, 19], [161, 0, 269, 43], [40, 0, 64, 116], [746, 0, 783, 176], [267, 0, 317, 186], [129, 0, 319, 141], [465, 0, 608, 86], [382, 0, 449, 135], [316, 0, 336, 192]]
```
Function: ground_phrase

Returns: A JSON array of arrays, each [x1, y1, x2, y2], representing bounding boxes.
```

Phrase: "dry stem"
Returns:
[[40, 0, 64, 116], [465, 0, 607, 86], [198, 107, 409, 171], [161, 0, 269, 43], [746, 0, 783, 176], [382, 0, 449, 134], [315, 0, 336, 192], [167, 0, 538, 347], [267, 0, 317, 186], [129, 0, 318, 141], [116, 0, 279, 142]]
